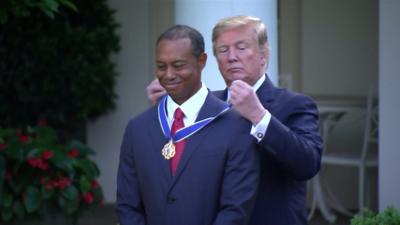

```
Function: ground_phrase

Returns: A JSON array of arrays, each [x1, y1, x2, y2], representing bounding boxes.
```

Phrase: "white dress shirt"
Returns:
[[166, 82, 208, 127]]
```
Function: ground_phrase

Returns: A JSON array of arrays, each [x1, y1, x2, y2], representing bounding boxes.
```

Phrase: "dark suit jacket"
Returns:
[[116, 92, 259, 225], [214, 75, 323, 225]]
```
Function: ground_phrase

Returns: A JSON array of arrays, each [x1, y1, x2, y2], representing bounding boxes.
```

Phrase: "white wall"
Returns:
[[87, 0, 151, 203], [379, 0, 400, 211]]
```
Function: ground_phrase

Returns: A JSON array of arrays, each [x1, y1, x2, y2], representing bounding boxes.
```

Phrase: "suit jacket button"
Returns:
[[167, 197, 176, 204]]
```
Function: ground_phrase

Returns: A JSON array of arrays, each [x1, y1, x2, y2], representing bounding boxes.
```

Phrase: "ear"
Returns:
[[260, 46, 269, 68], [198, 52, 207, 70]]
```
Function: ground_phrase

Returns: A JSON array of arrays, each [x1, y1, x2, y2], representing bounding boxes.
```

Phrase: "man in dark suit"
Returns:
[[116, 24, 259, 225], [147, 16, 323, 225]]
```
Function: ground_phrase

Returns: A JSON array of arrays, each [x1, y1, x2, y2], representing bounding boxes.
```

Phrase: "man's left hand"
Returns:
[[229, 80, 267, 125]]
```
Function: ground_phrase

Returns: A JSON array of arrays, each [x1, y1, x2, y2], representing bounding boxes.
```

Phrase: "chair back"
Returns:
[[360, 84, 378, 161]]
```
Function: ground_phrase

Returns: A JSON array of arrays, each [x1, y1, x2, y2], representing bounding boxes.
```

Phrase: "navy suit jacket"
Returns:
[[214, 75, 323, 225], [116, 92, 259, 225]]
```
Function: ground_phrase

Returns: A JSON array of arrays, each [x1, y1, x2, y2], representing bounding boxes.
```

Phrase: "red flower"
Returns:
[[39, 177, 55, 190], [91, 180, 100, 189], [56, 177, 71, 190], [15, 129, 22, 135], [68, 149, 80, 158], [41, 150, 54, 160], [0, 143, 5, 151], [19, 135, 29, 143], [39, 177, 47, 185], [27, 157, 49, 170], [37, 119, 48, 127], [45, 183, 54, 191], [27, 157, 41, 167], [37, 161, 49, 170], [82, 192, 94, 204], [5, 171, 12, 181]]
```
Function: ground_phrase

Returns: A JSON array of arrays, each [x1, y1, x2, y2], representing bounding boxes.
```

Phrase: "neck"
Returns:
[[171, 83, 202, 105]]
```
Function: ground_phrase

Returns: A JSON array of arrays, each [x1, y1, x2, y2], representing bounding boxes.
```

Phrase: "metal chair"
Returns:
[[321, 85, 379, 215]]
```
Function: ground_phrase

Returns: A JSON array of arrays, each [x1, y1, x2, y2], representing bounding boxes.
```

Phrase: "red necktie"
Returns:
[[170, 108, 185, 175]]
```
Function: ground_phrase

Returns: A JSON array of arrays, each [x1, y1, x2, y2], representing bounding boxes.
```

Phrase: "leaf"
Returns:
[[41, 185, 55, 199], [36, 126, 58, 144], [0, 128, 15, 138], [59, 0, 77, 11], [61, 185, 79, 200], [58, 196, 79, 215], [68, 140, 95, 156], [24, 186, 41, 213], [78, 159, 99, 178], [13, 200, 26, 219], [2, 192, 13, 208], [0, 10, 8, 25], [0, 155, 5, 195], [92, 187, 103, 203], [1, 207, 13, 222], [3, 142, 25, 162], [53, 152, 74, 173], [79, 176, 91, 193]]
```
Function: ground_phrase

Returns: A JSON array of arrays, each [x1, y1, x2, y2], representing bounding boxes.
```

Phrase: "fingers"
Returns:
[[228, 80, 266, 124], [228, 80, 253, 103], [146, 79, 166, 105]]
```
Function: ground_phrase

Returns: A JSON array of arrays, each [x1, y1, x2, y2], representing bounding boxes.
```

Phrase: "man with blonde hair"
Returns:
[[147, 15, 322, 225]]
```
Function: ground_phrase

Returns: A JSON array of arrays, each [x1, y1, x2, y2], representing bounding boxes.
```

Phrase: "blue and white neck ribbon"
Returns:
[[158, 96, 230, 143]]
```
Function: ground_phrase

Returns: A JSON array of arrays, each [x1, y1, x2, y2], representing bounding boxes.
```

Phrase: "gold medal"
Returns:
[[161, 139, 176, 160]]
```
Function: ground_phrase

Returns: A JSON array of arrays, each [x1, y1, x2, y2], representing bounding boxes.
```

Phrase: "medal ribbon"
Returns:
[[158, 95, 230, 143]]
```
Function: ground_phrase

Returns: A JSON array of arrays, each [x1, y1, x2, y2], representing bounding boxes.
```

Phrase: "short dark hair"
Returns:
[[156, 25, 205, 58]]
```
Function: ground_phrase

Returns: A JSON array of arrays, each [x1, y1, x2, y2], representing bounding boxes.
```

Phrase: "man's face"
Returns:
[[156, 38, 206, 105], [214, 26, 268, 86]]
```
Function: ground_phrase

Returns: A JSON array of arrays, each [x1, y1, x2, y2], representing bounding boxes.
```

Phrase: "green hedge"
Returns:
[[0, 0, 120, 134], [351, 206, 400, 225], [0, 0, 77, 24]]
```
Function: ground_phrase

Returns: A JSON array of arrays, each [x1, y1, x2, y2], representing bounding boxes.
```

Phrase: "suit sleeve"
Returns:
[[260, 95, 323, 180], [213, 129, 259, 225], [116, 122, 146, 225]]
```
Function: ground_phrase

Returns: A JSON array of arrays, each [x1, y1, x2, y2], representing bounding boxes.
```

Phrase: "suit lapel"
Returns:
[[168, 92, 228, 190], [256, 75, 276, 107], [148, 106, 173, 184]]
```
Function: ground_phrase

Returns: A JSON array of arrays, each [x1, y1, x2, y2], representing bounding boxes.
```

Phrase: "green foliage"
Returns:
[[0, 0, 77, 24], [0, 126, 103, 223], [351, 206, 400, 225], [0, 0, 120, 133]]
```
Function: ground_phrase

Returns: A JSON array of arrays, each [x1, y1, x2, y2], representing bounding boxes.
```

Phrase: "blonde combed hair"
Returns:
[[212, 15, 269, 55]]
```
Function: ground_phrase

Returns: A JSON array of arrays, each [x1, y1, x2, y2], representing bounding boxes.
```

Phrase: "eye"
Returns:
[[173, 62, 185, 70], [217, 46, 228, 54], [157, 63, 166, 71], [237, 43, 248, 51]]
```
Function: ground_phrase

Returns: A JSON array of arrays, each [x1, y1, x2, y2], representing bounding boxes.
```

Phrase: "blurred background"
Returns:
[[1, 0, 399, 224]]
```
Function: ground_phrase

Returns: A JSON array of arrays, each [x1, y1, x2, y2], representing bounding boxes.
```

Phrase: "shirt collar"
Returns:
[[166, 82, 208, 126], [253, 74, 266, 92]]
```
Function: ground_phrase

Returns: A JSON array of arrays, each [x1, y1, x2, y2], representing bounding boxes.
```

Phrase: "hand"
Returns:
[[229, 80, 266, 125], [146, 79, 166, 105]]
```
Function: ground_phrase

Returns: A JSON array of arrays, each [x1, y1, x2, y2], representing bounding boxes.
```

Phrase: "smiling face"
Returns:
[[214, 25, 268, 87], [156, 38, 206, 105]]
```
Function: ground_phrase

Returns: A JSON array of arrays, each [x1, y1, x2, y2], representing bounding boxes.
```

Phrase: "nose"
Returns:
[[165, 67, 176, 79], [227, 49, 238, 62]]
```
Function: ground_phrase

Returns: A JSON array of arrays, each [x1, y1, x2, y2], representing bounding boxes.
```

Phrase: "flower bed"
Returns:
[[0, 125, 103, 224]]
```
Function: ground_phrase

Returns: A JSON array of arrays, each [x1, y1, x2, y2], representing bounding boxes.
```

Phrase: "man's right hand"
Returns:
[[146, 79, 166, 105]]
